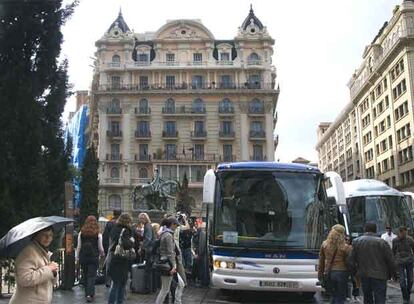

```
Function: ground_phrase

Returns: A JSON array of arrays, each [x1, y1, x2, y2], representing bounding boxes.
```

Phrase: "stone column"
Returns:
[[240, 113, 249, 160], [265, 113, 274, 161]]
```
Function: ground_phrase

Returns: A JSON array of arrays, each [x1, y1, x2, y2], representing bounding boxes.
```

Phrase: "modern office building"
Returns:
[[316, 0, 414, 192]]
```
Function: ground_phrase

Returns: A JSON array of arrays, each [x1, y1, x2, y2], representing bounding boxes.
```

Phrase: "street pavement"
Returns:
[[0, 281, 406, 303]]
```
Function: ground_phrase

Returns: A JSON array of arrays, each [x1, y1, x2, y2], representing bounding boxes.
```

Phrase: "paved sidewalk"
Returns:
[[0, 282, 405, 303]]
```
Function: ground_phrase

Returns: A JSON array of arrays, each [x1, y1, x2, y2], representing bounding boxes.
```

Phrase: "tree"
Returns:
[[0, 1, 77, 236], [79, 145, 99, 225], [176, 173, 193, 216]]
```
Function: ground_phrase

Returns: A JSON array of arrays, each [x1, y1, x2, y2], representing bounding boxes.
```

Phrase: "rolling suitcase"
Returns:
[[130, 263, 146, 293]]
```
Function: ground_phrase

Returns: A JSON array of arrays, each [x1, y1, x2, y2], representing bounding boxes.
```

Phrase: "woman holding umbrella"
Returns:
[[9, 226, 58, 304]]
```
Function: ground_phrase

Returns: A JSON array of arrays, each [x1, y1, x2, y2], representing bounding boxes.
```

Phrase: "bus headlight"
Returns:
[[214, 260, 236, 269]]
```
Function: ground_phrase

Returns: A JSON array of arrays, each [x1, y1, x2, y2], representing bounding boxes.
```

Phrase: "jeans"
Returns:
[[360, 276, 387, 304], [399, 263, 414, 300], [155, 274, 185, 304], [329, 270, 349, 304], [181, 248, 193, 269], [108, 279, 126, 304], [81, 261, 98, 297]]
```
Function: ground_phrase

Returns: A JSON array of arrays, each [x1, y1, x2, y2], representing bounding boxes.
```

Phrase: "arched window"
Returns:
[[112, 55, 120, 64], [248, 53, 261, 65], [164, 98, 175, 113], [192, 98, 205, 113], [249, 98, 264, 113], [219, 98, 234, 113], [109, 194, 122, 209], [139, 98, 149, 113], [139, 168, 148, 179], [110, 167, 120, 178]]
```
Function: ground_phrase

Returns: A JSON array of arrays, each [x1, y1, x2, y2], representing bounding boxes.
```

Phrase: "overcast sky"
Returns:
[[61, 0, 402, 162]]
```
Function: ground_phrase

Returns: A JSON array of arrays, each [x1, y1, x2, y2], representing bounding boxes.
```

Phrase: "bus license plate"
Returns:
[[259, 281, 299, 288]]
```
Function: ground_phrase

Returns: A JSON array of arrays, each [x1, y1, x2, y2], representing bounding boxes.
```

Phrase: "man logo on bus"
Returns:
[[273, 267, 280, 274]]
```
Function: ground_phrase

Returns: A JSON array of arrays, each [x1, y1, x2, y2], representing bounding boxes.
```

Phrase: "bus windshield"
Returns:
[[347, 196, 413, 237], [214, 170, 336, 250]]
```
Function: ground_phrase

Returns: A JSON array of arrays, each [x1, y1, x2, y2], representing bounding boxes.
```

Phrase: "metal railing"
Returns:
[[218, 106, 235, 114], [162, 130, 179, 138], [106, 153, 122, 161], [104, 178, 121, 183], [153, 153, 218, 162], [134, 107, 151, 115], [106, 130, 123, 138], [107, 107, 122, 114], [135, 130, 151, 138], [219, 130, 235, 138], [191, 131, 207, 138], [250, 155, 267, 161], [250, 130, 266, 138], [134, 154, 152, 162], [162, 106, 206, 115], [96, 82, 275, 92], [247, 59, 262, 66], [248, 107, 265, 114]]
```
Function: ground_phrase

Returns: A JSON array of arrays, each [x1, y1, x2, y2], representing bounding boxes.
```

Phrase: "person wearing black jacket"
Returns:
[[138, 212, 155, 293], [107, 213, 134, 304], [392, 226, 414, 303], [347, 222, 396, 304], [103, 209, 121, 287]]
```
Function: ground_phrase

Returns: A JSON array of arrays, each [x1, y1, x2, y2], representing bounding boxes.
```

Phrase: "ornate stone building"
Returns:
[[316, 0, 414, 192], [89, 7, 279, 216]]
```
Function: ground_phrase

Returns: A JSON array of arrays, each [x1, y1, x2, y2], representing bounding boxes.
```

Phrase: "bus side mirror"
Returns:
[[203, 169, 216, 204], [325, 171, 346, 206]]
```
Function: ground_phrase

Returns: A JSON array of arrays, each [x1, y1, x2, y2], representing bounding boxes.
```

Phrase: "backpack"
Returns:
[[80, 236, 98, 258]]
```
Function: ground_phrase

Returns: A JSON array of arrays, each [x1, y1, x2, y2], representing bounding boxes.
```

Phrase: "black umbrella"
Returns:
[[0, 216, 73, 258]]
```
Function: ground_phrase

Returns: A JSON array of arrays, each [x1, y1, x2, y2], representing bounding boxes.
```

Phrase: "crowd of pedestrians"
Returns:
[[319, 223, 414, 304], [73, 209, 209, 304]]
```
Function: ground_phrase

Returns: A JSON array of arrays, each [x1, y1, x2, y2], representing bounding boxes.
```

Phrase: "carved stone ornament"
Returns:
[[166, 25, 203, 40]]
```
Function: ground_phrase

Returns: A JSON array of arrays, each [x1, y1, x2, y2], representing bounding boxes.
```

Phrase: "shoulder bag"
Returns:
[[114, 228, 136, 261]]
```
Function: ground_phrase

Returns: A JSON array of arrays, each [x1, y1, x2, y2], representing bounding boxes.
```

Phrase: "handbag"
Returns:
[[114, 228, 137, 261], [322, 248, 338, 292], [152, 258, 173, 275]]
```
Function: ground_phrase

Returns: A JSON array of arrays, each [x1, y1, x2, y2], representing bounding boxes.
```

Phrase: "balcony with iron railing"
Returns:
[[95, 82, 275, 93], [107, 62, 121, 68], [107, 107, 122, 115], [135, 130, 151, 139], [131, 178, 152, 184], [218, 106, 235, 116], [162, 130, 179, 139], [104, 177, 122, 184], [249, 130, 266, 140], [153, 153, 218, 162], [248, 107, 265, 115], [135, 107, 151, 116], [247, 59, 262, 66], [250, 154, 267, 161], [134, 154, 152, 162], [162, 105, 206, 116], [106, 130, 123, 139], [191, 130, 207, 140], [106, 153, 122, 161], [219, 130, 235, 140]]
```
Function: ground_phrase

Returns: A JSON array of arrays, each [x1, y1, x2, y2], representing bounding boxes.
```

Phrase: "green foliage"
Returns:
[[0, 1, 77, 237], [79, 145, 99, 225]]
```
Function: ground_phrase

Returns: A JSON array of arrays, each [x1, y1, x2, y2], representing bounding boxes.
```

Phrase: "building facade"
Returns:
[[89, 7, 279, 216], [316, 0, 414, 192]]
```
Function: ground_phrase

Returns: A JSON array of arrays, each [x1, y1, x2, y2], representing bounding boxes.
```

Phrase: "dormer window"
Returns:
[[220, 52, 230, 61], [137, 53, 149, 65], [193, 53, 202, 64], [247, 53, 261, 65], [166, 53, 175, 65], [111, 55, 120, 67]]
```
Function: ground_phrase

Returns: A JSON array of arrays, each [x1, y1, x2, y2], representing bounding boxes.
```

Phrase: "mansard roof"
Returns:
[[241, 5, 264, 30], [107, 10, 130, 34]]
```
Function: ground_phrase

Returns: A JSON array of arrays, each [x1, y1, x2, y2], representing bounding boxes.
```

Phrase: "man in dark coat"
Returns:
[[347, 222, 396, 304], [102, 209, 121, 287], [392, 226, 414, 303]]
